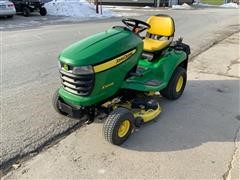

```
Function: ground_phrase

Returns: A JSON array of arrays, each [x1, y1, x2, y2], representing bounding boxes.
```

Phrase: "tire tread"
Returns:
[[103, 108, 133, 145], [160, 66, 187, 100]]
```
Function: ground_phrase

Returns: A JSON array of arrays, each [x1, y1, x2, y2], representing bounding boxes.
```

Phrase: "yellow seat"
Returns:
[[143, 37, 171, 52], [143, 15, 175, 52]]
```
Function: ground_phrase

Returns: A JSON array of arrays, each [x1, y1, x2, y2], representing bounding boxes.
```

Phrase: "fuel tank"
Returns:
[[59, 27, 143, 66]]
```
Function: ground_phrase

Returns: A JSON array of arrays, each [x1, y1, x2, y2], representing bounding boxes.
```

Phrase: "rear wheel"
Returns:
[[23, 7, 30, 17], [103, 108, 134, 145], [160, 66, 187, 100], [39, 7, 47, 16], [7, 15, 13, 18]]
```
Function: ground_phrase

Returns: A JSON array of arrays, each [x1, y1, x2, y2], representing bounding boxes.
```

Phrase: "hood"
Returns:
[[59, 27, 142, 66]]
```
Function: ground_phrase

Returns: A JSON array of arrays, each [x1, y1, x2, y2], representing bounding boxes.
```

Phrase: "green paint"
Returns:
[[59, 28, 142, 66], [122, 49, 187, 91], [57, 27, 187, 107], [201, 0, 224, 5]]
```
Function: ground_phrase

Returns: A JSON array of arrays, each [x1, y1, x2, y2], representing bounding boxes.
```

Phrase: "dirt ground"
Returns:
[[2, 32, 239, 179]]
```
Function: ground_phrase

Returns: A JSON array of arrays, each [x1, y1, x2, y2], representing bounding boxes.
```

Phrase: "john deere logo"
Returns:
[[63, 64, 69, 71], [115, 50, 135, 64], [93, 49, 136, 73]]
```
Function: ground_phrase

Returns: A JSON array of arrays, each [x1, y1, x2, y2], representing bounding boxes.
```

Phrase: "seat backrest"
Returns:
[[146, 15, 175, 37]]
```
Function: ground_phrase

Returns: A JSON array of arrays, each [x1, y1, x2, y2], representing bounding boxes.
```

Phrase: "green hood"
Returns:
[[59, 27, 142, 66]]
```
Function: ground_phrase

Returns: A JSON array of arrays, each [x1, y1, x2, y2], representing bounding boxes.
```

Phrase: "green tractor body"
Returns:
[[59, 27, 143, 107], [58, 27, 187, 107], [54, 16, 190, 145]]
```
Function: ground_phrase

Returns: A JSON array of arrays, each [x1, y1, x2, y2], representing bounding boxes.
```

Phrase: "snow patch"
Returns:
[[220, 3, 239, 8], [143, 6, 151, 9], [193, 2, 239, 8], [171, 3, 193, 10], [44, 0, 119, 18]]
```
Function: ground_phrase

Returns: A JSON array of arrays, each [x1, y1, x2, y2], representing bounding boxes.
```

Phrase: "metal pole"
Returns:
[[100, 0, 102, 15], [168, 0, 172, 6], [95, 0, 99, 14]]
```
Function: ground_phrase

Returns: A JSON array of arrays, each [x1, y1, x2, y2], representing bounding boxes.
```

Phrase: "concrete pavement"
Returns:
[[3, 32, 239, 179], [1, 8, 239, 172]]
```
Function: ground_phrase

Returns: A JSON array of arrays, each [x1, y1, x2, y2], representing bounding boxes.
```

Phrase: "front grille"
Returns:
[[60, 69, 94, 96]]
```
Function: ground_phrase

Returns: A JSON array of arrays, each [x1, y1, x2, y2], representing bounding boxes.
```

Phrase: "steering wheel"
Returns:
[[122, 18, 150, 34]]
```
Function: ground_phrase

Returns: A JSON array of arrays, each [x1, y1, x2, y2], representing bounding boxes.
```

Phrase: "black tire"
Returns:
[[39, 7, 47, 16], [7, 15, 14, 18], [103, 107, 134, 145], [160, 66, 187, 100], [23, 7, 30, 17], [52, 89, 68, 116]]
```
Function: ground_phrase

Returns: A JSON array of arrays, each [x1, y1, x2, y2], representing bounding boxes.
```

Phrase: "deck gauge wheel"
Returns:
[[103, 107, 134, 145]]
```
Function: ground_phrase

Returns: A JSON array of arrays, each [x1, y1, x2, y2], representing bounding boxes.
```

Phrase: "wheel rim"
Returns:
[[118, 120, 130, 138], [176, 76, 184, 93]]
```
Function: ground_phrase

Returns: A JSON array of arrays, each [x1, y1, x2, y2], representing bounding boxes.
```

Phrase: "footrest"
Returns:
[[144, 79, 161, 86]]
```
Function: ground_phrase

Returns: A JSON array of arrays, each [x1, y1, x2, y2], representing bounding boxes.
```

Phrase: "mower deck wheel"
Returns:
[[160, 66, 187, 100], [103, 107, 134, 145]]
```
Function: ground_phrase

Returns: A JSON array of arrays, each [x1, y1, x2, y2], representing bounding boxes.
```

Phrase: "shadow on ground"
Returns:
[[120, 79, 240, 152]]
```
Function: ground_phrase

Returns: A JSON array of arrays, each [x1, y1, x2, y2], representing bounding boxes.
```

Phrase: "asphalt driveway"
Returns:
[[0, 7, 239, 176]]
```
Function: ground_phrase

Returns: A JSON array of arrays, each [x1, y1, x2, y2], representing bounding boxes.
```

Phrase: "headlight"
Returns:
[[72, 65, 93, 75]]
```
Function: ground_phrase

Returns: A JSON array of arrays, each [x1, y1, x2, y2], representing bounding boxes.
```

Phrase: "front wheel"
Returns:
[[103, 108, 134, 145], [40, 7, 47, 16], [160, 66, 187, 100], [52, 89, 68, 116]]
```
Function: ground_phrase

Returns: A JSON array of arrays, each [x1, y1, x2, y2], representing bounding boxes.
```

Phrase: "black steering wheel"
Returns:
[[122, 18, 150, 34]]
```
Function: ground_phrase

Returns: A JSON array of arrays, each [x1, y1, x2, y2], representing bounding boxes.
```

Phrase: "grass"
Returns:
[[200, 0, 225, 5]]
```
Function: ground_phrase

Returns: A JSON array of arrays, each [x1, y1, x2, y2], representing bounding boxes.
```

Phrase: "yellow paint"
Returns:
[[145, 91, 156, 96], [93, 49, 136, 73], [63, 63, 69, 71], [134, 105, 161, 123], [101, 100, 161, 124], [143, 15, 174, 52], [143, 37, 171, 52], [146, 15, 175, 37], [116, 101, 132, 110], [118, 120, 130, 138], [176, 76, 183, 93]]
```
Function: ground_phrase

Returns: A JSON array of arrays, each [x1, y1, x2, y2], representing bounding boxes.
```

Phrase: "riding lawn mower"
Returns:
[[53, 15, 190, 145]]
